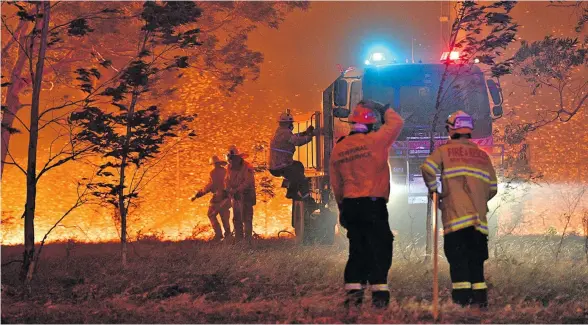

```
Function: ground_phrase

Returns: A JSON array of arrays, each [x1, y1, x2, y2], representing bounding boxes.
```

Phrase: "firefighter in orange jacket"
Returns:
[[225, 145, 256, 243], [329, 100, 404, 309], [190, 155, 231, 241], [421, 110, 498, 308]]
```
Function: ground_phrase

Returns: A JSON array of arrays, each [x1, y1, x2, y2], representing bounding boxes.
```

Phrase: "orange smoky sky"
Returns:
[[2, 1, 586, 245]]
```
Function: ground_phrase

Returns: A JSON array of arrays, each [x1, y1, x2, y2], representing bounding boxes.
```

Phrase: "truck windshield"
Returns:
[[362, 64, 492, 139]]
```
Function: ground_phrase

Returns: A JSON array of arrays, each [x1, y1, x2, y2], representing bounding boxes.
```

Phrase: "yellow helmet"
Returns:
[[446, 110, 474, 134]]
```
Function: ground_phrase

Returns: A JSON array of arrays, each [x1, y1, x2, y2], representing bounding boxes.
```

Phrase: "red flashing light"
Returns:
[[440, 51, 460, 62]]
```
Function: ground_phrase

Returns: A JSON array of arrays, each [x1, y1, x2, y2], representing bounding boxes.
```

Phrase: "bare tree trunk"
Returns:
[[119, 157, 128, 267], [424, 3, 466, 263], [119, 90, 139, 268], [118, 30, 150, 267], [21, 2, 50, 284], [2, 22, 31, 177], [583, 210, 588, 264]]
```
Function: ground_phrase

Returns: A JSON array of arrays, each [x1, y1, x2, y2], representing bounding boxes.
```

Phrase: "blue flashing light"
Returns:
[[371, 52, 385, 62]]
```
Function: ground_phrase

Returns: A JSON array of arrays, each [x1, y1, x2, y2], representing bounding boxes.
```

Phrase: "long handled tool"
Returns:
[[432, 191, 440, 321]]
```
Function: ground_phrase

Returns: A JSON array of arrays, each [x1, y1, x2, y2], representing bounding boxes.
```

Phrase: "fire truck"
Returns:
[[288, 51, 505, 245]]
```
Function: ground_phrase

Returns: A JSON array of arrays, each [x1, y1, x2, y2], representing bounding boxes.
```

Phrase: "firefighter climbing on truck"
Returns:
[[421, 110, 498, 308], [269, 109, 321, 212], [330, 99, 404, 309]]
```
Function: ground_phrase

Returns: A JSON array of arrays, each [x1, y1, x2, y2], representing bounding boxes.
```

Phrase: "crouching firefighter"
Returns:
[[269, 109, 321, 211], [225, 145, 256, 243], [329, 100, 404, 309], [190, 155, 232, 241], [420, 110, 498, 308]]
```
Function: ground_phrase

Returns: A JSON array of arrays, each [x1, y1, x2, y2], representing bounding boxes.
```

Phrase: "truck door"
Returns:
[[322, 77, 362, 176]]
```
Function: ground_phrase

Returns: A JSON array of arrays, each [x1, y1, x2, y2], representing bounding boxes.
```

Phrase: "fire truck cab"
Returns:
[[289, 52, 506, 244]]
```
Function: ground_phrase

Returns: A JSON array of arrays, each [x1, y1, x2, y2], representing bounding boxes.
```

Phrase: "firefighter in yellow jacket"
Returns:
[[190, 155, 232, 241], [421, 110, 498, 308], [329, 100, 404, 309], [225, 145, 256, 243]]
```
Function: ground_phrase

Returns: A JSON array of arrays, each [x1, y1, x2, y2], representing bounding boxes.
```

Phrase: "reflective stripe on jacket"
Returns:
[[269, 126, 313, 170], [420, 138, 498, 235], [329, 109, 404, 203]]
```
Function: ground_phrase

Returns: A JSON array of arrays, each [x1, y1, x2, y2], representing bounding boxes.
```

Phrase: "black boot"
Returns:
[[452, 289, 473, 307], [372, 291, 390, 309], [472, 289, 488, 308], [344, 289, 364, 309], [303, 196, 320, 214]]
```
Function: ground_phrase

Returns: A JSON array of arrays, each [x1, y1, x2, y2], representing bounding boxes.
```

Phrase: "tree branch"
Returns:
[[0, 15, 32, 62], [48, 10, 124, 33], [1, 18, 28, 58], [34, 179, 91, 273], [36, 144, 95, 182], [2, 106, 32, 133], [1, 136, 27, 176]]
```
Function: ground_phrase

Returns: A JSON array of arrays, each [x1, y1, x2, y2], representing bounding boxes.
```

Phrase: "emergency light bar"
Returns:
[[440, 51, 460, 61], [371, 52, 385, 62], [365, 52, 387, 66]]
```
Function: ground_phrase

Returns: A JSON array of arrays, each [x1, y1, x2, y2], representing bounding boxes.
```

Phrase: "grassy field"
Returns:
[[2, 235, 587, 324]]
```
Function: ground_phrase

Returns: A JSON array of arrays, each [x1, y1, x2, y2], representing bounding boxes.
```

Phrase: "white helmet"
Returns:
[[278, 109, 294, 123], [209, 155, 227, 165]]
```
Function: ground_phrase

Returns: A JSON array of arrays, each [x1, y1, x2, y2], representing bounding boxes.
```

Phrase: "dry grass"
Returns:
[[2, 236, 587, 324]]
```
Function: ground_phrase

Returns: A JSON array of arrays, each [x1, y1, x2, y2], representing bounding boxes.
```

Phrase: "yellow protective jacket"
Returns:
[[225, 161, 256, 205], [200, 166, 228, 203], [269, 126, 313, 170], [420, 138, 498, 235], [329, 109, 404, 204]]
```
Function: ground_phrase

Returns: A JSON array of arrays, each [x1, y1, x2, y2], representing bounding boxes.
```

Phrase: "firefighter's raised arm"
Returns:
[[289, 126, 316, 146], [373, 108, 404, 149], [421, 148, 443, 193]]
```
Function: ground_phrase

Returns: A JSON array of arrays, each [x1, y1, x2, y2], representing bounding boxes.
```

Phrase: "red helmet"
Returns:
[[349, 105, 377, 124]]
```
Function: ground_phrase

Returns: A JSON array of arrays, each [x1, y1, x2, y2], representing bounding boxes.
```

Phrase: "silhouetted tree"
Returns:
[[69, 1, 203, 267], [0, 1, 121, 284], [507, 37, 587, 135], [425, 1, 519, 260]]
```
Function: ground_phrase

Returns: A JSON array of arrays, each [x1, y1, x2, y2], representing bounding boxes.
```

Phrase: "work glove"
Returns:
[[305, 125, 315, 136], [376, 103, 391, 124], [190, 191, 203, 201], [227, 189, 241, 200], [429, 191, 443, 208]]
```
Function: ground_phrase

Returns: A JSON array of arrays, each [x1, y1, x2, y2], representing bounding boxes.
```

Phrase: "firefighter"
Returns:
[[329, 100, 404, 309], [420, 110, 498, 308], [269, 110, 320, 210], [225, 145, 256, 243], [190, 155, 231, 241]]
